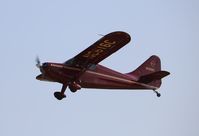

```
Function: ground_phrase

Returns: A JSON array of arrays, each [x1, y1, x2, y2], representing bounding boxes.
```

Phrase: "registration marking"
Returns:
[[83, 40, 116, 59]]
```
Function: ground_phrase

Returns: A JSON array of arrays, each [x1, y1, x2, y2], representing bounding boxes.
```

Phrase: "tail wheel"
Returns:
[[156, 92, 161, 97], [153, 90, 161, 97]]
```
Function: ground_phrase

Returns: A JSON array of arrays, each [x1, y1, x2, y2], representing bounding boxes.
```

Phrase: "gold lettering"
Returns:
[[104, 40, 116, 45], [83, 51, 92, 58], [99, 40, 116, 48], [82, 40, 116, 58]]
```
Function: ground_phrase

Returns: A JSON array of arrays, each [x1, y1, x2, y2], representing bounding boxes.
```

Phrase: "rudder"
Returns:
[[127, 55, 169, 88]]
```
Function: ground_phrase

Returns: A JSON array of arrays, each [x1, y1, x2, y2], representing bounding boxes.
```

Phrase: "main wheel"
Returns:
[[54, 92, 66, 100], [69, 86, 77, 93]]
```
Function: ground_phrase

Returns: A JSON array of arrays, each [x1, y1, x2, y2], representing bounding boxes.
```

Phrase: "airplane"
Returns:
[[36, 31, 170, 100]]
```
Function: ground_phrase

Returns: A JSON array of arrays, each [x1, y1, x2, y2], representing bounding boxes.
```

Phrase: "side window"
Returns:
[[88, 64, 96, 70]]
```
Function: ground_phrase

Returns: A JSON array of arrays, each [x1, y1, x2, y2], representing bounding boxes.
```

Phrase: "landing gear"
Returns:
[[54, 84, 67, 100], [153, 90, 161, 97], [69, 86, 77, 93], [54, 92, 66, 100], [69, 81, 81, 93]]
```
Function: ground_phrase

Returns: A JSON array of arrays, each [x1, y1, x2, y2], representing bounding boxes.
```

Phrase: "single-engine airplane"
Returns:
[[36, 31, 170, 100]]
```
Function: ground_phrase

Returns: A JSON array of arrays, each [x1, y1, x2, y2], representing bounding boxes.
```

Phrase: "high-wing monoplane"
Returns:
[[36, 31, 170, 100]]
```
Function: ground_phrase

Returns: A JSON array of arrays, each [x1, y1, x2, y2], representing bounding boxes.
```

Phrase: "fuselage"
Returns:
[[36, 62, 158, 90]]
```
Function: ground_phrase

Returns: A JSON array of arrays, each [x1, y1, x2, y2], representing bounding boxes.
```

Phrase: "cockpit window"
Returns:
[[64, 58, 75, 65], [88, 64, 96, 70]]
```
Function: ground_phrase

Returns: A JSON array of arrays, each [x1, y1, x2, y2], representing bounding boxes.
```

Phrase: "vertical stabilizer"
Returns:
[[127, 55, 169, 88]]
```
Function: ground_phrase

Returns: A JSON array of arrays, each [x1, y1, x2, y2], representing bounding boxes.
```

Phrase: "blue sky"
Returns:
[[0, 0, 199, 136]]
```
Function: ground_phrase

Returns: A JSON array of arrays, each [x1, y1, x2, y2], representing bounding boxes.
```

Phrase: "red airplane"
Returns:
[[36, 31, 170, 100]]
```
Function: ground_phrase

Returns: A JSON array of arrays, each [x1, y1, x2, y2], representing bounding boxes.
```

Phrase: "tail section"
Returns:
[[127, 55, 170, 89]]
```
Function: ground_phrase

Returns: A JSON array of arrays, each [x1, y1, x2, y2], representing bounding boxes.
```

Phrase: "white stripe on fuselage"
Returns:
[[50, 64, 81, 71], [85, 70, 158, 90]]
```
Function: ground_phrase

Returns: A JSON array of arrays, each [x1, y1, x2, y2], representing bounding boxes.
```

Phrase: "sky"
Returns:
[[0, 0, 199, 136]]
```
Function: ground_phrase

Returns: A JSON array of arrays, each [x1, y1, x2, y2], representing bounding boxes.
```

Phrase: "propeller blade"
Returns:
[[36, 56, 41, 68]]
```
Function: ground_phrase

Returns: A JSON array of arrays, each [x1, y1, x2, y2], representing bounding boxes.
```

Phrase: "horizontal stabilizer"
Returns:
[[138, 71, 170, 84]]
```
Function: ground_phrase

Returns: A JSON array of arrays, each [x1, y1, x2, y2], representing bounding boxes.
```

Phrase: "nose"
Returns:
[[42, 63, 48, 67]]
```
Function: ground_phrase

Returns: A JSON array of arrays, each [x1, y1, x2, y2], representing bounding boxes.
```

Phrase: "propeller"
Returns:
[[36, 56, 41, 68], [36, 56, 45, 74]]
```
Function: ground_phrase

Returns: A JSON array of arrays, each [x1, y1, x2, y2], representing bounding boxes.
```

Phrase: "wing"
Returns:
[[65, 31, 131, 69]]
